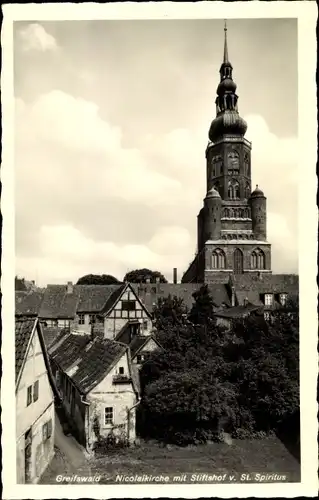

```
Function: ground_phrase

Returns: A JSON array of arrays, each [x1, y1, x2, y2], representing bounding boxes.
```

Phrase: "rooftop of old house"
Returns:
[[214, 303, 261, 319], [48, 332, 128, 395], [15, 273, 299, 320], [15, 317, 37, 381]]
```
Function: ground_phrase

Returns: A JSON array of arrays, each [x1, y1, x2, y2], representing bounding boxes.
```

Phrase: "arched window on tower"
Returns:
[[251, 248, 265, 270], [244, 153, 250, 176], [228, 180, 240, 199], [245, 182, 250, 199], [212, 249, 226, 269], [211, 155, 223, 177], [228, 151, 239, 176]]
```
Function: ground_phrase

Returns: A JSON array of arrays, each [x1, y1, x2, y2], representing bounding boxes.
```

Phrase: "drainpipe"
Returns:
[[126, 398, 141, 445], [80, 396, 91, 450]]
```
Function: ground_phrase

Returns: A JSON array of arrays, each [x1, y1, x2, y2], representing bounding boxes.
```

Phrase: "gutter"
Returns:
[[80, 395, 91, 450], [126, 397, 141, 444]]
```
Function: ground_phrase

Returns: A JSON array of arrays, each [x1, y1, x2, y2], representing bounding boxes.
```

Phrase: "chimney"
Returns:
[[173, 268, 177, 284], [67, 281, 73, 294]]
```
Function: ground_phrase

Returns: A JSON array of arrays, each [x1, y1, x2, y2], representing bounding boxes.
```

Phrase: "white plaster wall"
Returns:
[[87, 352, 137, 445], [16, 327, 55, 484]]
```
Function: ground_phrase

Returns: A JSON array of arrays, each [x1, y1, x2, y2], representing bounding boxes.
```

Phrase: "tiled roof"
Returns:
[[132, 282, 231, 312], [231, 274, 299, 293], [208, 284, 231, 307], [49, 333, 127, 394], [39, 285, 71, 319], [99, 284, 126, 315], [236, 291, 264, 307], [37, 284, 123, 318], [129, 336, 150, 358], [15, 291, 44, 316], [76, 284, 122, 313], [42, 326, 69, 349], [214, 303, 261, 319], [15, 317, 36, 381]]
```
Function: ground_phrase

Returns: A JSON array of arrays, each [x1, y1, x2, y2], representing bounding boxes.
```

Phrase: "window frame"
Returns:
[[89, 314, 96, 325], [104, 406, 113, 426], [42, 419, 53, 441], [264, 294, 273, 306], [27, 385, 33, 407], [121, 300, 136, 311], [33, 380, 39, 402], [78, 314, 85, 325]]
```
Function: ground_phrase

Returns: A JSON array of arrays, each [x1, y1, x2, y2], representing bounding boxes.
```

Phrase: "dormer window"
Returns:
[[264, 294, 273, 306], [279, 293, 288, 306]]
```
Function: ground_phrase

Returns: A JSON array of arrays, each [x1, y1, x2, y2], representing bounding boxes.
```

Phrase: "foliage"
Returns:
[[15, 275, 27, 291], [123, 268, 168, 284], [188, 285, 217, 326], [139, 289, 299, 445], [76, 274, 120, 285], [153, 295, 188, 330]]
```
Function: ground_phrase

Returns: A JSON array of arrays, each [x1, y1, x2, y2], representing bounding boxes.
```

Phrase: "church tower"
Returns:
[[185, 22, 272, 283]]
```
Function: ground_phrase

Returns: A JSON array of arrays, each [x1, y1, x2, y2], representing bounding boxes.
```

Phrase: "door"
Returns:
[[24, 428, 32, 483], [234, 248, 244, 274]]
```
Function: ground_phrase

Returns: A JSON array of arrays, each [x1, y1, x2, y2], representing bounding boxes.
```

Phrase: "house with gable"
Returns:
[[115, 323, 162, 367], [99, 282, 153, 340], [15, 317, 58, 484], [48, 330, 139, 450], [21, 281, 153, 341]]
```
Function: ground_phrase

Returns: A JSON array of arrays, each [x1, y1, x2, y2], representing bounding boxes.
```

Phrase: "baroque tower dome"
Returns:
[[209, 22, 247, 143], [205, 186, 221, 199], [250, 185, 265, 198]]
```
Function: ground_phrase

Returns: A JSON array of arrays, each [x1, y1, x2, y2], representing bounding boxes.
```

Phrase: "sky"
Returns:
[[14, 18, 298, 286]]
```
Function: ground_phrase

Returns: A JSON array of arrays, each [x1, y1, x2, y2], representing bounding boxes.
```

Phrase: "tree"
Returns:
[[15, 276, 27, 291], [188, 284, 217, 326], [138, 287, 299, 444], [123, 268, 167, 283], [153, 295, 188, 329], [76, 274, 120, 285]]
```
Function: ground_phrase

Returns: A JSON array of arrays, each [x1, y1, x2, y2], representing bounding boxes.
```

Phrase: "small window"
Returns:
[[279, 293, 288, 306], [27, 385, 32, 407], [143, 320, 148, 331], [118, 367, 124, 375], [121, 300, 136, 311], [264, 294, 273, 306], [42, 419, 53, 441], [33, 380, 39, 402], [89, 314, 96, 325], [104, 407, 113, 425], [136, 354, 144, 364], [264, 312, 271, 321], [78, 314, 85, 325]]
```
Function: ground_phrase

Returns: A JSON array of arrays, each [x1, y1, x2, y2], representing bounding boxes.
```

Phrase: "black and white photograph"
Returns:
[[1, 1, 317, 498]]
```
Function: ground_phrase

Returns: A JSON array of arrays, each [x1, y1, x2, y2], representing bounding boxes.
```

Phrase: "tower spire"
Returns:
[[223, 20, 229, 64]]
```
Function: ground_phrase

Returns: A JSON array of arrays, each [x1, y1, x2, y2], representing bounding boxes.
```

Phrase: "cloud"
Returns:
[[15, 91, 298, 285], [17, 23, 58, 52], [16, 224, 193, 285]]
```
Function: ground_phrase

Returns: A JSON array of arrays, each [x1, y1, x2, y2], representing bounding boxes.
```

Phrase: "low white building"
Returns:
[[48, 331, 140, 450]]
